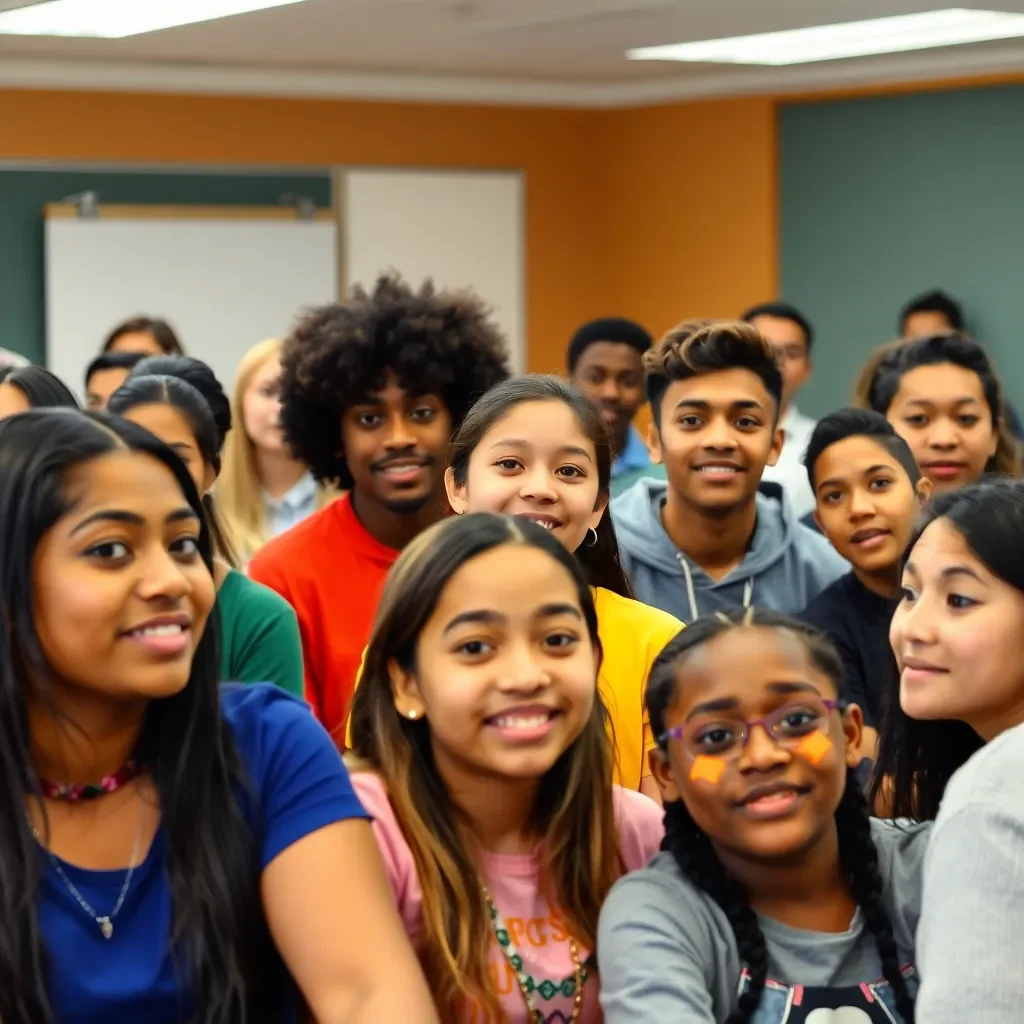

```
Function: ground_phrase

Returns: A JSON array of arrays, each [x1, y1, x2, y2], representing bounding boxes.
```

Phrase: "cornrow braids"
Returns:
[[835, 771, 916, 1023], [662, 801, 768, 1023]]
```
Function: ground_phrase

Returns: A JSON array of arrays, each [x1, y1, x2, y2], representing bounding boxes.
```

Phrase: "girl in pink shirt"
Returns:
[[347, 511, 664, 1023]]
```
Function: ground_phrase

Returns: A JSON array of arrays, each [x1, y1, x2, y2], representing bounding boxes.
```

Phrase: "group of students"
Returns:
[[3, 273, 1024, 1023]]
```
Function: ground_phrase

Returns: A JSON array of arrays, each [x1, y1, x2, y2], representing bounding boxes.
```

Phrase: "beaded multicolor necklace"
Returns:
[[483, 886, 588, 1023], [39, 760, 141, 802]]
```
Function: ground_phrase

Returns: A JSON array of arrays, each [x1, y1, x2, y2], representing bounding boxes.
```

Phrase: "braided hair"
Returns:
[[649, 609, 916, 1024]]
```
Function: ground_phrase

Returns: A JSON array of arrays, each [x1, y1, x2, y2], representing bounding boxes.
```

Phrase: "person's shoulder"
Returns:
[[249, 498, 345, 572], [611, 785, 665, 865], [603, 849, 713, 923], [791, 519, 848, 574], [801, 572, 856, 624], [222, 570, 298, 620], [219, 683, 318, 757], [349, 770, 396, 823], [594, 587, 682, 638], [870, 817, 932, 865], [941, 723, 1024, 815]]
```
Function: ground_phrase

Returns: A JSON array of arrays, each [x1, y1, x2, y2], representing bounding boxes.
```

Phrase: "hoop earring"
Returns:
[[584, 527, 598, 548]]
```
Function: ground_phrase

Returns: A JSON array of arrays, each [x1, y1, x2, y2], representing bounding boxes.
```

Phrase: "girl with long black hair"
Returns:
[[599, 608, 925, 1023], [0, 408, 435, 1023]]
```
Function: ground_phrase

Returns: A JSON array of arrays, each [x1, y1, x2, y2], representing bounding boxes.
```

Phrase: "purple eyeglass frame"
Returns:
[[657, 698, 847, 756]]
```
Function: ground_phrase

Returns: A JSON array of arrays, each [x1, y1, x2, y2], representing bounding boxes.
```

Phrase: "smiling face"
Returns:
[[653, 626, 862, 864], [652, 368, 783, 514], [32, 449, 215, 703], [342, 371, 453, 515], [120, 402, 215, 497], [445, 399, 607, 555], [388, 542, 599, 782], [885, 363, 999, 494], [812, 435, 927, 578], [242, 352, 287, 455], [571, 341, 645, 449], [891, 517, 1024, 739]]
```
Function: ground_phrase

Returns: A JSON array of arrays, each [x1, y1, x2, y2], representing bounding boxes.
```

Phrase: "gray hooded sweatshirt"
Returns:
[[611, 478, 847, 624]]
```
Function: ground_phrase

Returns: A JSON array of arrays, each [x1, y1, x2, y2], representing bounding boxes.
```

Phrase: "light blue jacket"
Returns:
[[611, 478, 847, 624]]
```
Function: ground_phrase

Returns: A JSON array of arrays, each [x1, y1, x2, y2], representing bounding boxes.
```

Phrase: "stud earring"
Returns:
[[407, 710, 418, 720]]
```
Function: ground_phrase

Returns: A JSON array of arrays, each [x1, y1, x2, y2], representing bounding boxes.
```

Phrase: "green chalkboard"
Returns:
[[0, 169, 332, 364], [780, 83, 1024, 418]]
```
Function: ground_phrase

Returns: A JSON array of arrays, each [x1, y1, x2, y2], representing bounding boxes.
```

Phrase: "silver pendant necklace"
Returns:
[[32, 804, 145, 940]]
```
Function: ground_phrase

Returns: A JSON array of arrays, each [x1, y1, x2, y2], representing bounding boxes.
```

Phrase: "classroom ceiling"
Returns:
[[2, 0, 1024, 104]]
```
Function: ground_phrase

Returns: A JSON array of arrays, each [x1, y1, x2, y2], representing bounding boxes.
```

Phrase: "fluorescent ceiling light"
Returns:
[[0, 0, 312, 38], [628, 9, 1024, 66]]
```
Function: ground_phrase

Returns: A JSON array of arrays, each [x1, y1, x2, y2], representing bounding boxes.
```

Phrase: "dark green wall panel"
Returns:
[[780, 83, 1024, 417], [0, 169, 331, 364]]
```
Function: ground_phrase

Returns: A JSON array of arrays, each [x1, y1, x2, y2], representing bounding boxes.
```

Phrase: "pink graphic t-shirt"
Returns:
[[352, 773, 664, 1024]]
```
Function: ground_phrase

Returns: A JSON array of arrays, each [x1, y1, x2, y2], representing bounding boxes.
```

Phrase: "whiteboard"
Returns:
[[341, 169, 525, 372], [45, 214, 338, 398]]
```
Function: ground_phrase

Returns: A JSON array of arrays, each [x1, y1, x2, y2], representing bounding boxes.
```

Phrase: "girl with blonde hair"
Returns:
[[220, 339, 332, 561]]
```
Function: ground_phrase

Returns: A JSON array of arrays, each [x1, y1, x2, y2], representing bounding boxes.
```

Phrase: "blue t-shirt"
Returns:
[[39, 684, 369, 1022]]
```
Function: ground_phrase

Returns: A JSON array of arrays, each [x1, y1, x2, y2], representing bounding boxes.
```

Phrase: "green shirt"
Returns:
[[217, 569, 304, 698]]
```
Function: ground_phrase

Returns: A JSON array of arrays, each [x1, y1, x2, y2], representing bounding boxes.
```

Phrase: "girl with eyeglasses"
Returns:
[[598, 608, 925, 1024]]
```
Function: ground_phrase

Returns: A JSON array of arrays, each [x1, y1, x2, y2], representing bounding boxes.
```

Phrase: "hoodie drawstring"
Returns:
[[677, 552, 754, 621]]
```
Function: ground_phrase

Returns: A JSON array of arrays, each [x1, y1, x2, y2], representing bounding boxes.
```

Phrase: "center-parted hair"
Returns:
[[3, 367, 79, 412], [347, 512, 620, 1023], [448, 374, 633, 599], [0, 409, 273, 1024], [644, 320, 783, 426], [278, 273, 511, 489], [107, 357, 239, 567], [863, 333, 1021, 478], [871, 478, 1024, 822], [804, 408, 921, 492], [646, 609, 915, 1024]]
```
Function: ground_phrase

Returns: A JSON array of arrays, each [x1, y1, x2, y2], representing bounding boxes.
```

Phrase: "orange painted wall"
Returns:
[[602, 96, 778, 337]]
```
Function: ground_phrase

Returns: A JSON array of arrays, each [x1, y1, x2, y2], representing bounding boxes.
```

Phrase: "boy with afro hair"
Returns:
[[249, 273, 510, 740]]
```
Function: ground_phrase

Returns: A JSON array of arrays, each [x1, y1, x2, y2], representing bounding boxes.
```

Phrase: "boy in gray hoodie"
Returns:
[[612, 319, 846, 623]]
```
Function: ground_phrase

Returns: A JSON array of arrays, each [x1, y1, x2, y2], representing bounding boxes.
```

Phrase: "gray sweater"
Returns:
[[598, 819, 929, 1023], [917, 721, 1024, 1023]]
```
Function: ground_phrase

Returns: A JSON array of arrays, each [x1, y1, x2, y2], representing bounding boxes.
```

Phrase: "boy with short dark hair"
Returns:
[[249, 274, 510, 740], [568, 317, 654, 496], [899, 289, 964, 339], [801, 407, 930, 755], [612, 320, 845, 625]]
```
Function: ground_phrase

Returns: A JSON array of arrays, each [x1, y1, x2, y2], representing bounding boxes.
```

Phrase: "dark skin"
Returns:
[[342, 371, 454, 550], [651, 627, 865, 932], [571, 342, 645, 458], [651, 369, 784, 582]]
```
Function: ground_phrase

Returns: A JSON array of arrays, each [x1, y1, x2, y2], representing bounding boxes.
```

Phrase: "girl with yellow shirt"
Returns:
[[444, 374, 682, 799]]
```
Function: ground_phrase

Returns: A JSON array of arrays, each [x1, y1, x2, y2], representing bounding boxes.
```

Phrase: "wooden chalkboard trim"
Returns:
[[44, 203, 335, 221]]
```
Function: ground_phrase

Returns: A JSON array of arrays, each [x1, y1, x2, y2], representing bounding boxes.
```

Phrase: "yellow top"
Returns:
[[591, 587, 683, 790], [345, 586, 682, 791]]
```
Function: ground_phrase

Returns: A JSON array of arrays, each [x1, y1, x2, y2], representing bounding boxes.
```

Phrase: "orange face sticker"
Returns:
[[796, 731, 832, 765], [690, 755, 727, 785]]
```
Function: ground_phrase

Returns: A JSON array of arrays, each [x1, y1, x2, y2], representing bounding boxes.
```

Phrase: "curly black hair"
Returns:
[[279, 273, 511, 488]]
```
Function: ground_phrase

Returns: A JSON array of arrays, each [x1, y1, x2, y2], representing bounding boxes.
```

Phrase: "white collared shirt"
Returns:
[[263, 472, 318, 539], [762, 404, 817, 520]]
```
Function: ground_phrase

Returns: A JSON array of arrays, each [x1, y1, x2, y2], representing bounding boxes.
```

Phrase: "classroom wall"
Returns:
[[0, 89, 611, 373], [0, 88, 778, 373], [780, 81, 1024, 417]]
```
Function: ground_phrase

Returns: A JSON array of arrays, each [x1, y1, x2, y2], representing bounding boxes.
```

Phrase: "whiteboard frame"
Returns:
[[334, 165, 526, 372]]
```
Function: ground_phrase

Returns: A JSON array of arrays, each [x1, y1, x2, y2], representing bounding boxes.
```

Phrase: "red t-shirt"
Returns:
[[248, 494, 398, 744]]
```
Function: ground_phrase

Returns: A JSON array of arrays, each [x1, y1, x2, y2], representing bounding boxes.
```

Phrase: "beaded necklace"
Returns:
[[39, 760, 141, 802], [483, 887, 588, 1023]]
